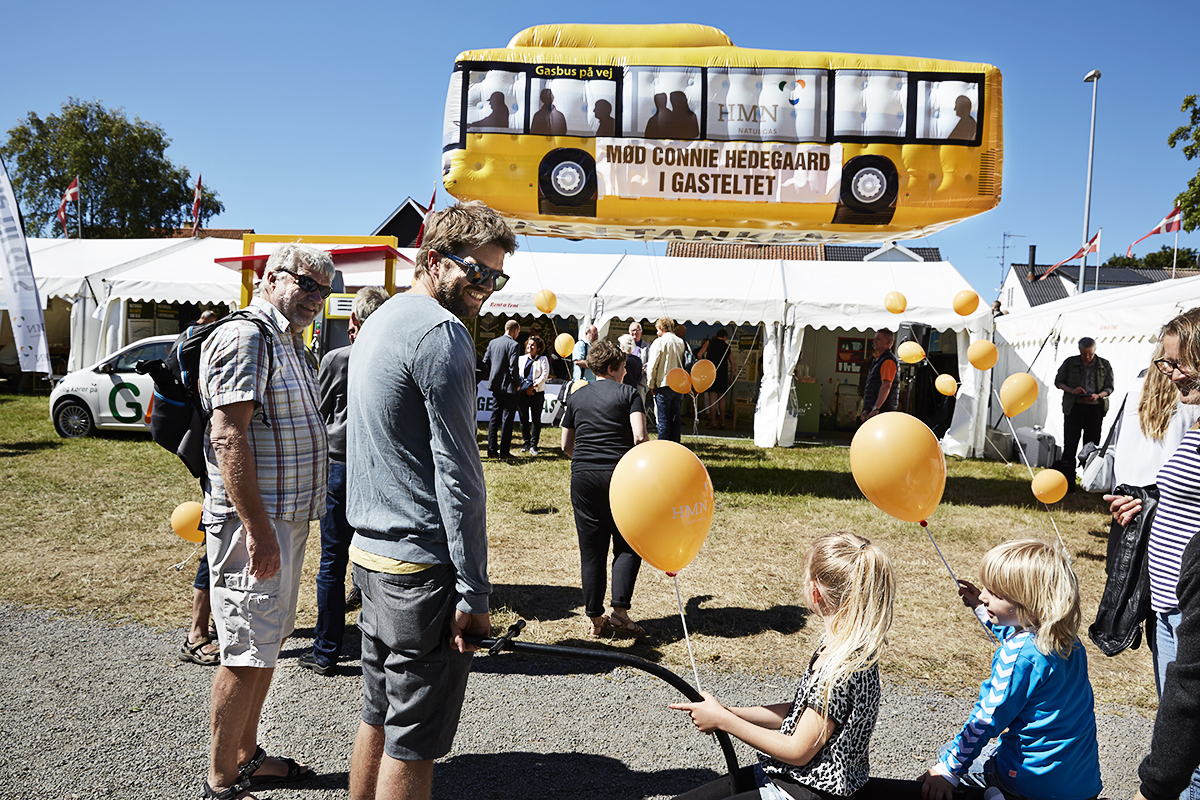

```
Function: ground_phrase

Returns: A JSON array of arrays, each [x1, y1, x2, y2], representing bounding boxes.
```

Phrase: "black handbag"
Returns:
[[1088, 483, 1159, 656]]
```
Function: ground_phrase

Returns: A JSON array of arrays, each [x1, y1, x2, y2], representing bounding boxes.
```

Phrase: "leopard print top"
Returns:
[[758, 651, 881, 796]]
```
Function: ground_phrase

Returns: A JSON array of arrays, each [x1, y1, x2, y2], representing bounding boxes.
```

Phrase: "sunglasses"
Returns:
[[279, 268, 332, 299], [439, 251, 509, 291]]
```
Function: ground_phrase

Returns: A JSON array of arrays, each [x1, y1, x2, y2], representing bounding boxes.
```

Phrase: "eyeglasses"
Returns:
[[439, 251, 509, 291], [1155, 358, 1186, 376], [278, 268, 332, 299]]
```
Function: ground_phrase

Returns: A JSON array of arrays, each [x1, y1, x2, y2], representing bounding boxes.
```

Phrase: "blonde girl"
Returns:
[[922, 539, 1102, 800], [670, 532, 895, 800]]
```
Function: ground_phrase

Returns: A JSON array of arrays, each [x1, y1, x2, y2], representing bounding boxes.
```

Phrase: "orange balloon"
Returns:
[[935, 374, 958, 397], [1000, 373, 1039, 418], [691, 359, 716, 393], [570, 379, 589, 395], [850, 412, 946, 523], [953, 290, 980, 316], [171, 501, 204, 543], [609, 440, 713, 573], [884, 291, 907, 314], [1031, 469, 1068, 504], [535, 289, 557, 314], [667, 367, 693, 394], [967, 340, 998, 371], [555, 332, 575, 359], [897, 341, 925, 364]]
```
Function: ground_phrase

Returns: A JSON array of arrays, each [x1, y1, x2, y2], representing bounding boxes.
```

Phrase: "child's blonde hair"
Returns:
[[979, 539, 1081, 659], [805, 532, 896, 712]]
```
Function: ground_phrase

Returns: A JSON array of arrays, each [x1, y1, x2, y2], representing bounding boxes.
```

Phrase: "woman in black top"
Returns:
[[561, 339, 649, 637]]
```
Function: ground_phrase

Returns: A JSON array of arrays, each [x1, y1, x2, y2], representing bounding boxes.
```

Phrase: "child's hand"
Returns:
[[921, 770, 955, 800], [957, 579, 982, 609], [668, 691, 729, 734]]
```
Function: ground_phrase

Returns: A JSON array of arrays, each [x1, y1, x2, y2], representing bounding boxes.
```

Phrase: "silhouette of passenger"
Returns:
[[469, 91, 510, 130], [593, 99, 615, 137], [644, 92, 669, 139], [947, 95, 976, 140], [530, 88, 567, 136], [669, 91, 699, 140]]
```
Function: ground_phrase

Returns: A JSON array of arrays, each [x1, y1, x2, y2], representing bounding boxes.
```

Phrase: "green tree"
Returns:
[[1102, 253, 1142, 268], [0, 98, 222, 238], [1143, 244, 1199, 272], [1169, 94, 1200, 233]]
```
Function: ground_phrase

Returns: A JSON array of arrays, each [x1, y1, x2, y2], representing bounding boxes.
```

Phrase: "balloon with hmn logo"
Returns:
[[609, 440, 713, 573]]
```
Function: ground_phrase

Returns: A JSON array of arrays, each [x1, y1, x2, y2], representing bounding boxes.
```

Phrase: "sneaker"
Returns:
[[520, 445, 530, 453], [298, 650, 335, 677], [345, 585, 362, 610], [529, 448, 540, 456]]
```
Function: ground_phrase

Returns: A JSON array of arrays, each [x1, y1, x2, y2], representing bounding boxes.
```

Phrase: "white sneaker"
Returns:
[[520, 446, 530, 453], [529, 448, 540, 456]]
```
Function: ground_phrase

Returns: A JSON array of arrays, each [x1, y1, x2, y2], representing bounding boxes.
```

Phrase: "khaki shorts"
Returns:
[[207, 516, 310, 668]]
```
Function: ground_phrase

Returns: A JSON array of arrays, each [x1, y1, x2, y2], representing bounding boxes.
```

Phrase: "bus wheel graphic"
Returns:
[[539, 149, 597, 206], [840, 155, 899, 215]]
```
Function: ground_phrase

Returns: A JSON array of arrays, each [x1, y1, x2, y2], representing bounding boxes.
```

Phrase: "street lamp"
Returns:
[[1081, 69, 1101, 293]]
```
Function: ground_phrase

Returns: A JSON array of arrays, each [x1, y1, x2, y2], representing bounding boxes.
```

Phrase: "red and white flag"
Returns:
[[1039, 229, 1101, 281], [414, 184, 436, 247], [57, 177, 78, 237], [1127, 206, 1183, 257], [190, 173, 202, 236]]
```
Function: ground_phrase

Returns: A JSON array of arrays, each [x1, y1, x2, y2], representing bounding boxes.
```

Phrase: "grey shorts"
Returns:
[[354, 562, 473, 761], [207, 516, 310, 668]]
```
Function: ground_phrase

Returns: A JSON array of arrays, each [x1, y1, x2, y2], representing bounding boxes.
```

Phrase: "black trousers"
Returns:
[[571, 468, 641, 619], [487, 390, 518, 455], [518, 390, 544, 448], [1063, 401, 1105, 473]]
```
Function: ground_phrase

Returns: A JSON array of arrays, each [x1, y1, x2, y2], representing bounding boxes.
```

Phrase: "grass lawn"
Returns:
[[0, 392, 1155, 711]]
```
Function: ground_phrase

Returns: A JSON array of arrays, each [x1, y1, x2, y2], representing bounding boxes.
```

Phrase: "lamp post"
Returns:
[[1081, 69, 1101, 293]]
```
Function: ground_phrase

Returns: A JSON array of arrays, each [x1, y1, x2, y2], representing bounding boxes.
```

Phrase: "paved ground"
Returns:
[[0, 603, 1149, 799]]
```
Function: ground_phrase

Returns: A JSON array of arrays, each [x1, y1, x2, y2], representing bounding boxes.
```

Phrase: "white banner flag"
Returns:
[[0, 157, 51, 374]]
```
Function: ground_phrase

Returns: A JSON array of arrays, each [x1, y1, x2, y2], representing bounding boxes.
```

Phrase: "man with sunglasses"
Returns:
[[346, 202, 516, 800], [198, 243, 334, 799], [1055, 336, 1114, 479]]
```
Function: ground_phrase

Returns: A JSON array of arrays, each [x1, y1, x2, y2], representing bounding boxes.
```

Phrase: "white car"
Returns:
[[49, 335, 177, 438]]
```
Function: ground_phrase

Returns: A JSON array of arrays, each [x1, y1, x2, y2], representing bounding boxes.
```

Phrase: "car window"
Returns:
[[111, 341, 171, 372]]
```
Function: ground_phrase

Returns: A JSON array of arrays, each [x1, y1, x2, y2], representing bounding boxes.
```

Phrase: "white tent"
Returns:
[[994, 275, 1200, 445]]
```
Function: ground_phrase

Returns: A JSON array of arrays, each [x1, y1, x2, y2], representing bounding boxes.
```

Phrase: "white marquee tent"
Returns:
[[994, 275, 1200, 445]]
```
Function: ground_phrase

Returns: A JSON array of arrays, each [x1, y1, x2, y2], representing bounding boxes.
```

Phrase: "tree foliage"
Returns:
[[1103, 245, 1199, 270], [1169, 94, 1200, 233], [0, 98, 222, 238]]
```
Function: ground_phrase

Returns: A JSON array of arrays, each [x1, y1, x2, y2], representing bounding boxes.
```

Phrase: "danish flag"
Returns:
[[57, 177, 78, 237], [1127, 207, 1183, 257], [1038, 230, 1100, 281], [190, 174, 202, 236]]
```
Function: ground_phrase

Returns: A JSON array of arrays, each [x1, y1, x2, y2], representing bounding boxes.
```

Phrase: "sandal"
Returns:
[[179, 637, 220, 666], [202, 781, 254, 800], [588, 615, 609, 638], [243, 745, 313, 787], [606, 615, 647, 636]]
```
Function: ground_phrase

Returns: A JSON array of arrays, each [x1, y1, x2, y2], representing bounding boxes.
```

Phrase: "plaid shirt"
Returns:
[[199, 299, 327, 523]]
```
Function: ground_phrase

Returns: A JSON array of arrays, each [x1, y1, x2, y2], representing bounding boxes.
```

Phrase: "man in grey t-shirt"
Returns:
[[345, 203, 516, 800]]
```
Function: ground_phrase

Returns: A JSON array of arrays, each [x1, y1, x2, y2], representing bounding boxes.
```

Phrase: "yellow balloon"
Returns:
[[555, 332, 575, 359], [171, 501, 204, 543], [1000, 372, 1039, 418], [609, 440, 713, 573], [571, 379, 589, 395], [1031, 469, 1068, 504], [967, 340, 998, 371], [667, 367, 693, 394], [884, 291, 907, 314], [535, 289, 557, 314], [935, 374, 958, 396], [691, 359, 716, 393], [953, 290, 980, 316], [897, 341, 925, 364], [850, 412, 946, 523]]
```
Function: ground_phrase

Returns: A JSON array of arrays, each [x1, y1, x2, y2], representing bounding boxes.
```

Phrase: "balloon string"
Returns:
[[991, 388, 1069, 552], [672, 573, 702, 693], [170, 541, 205, 572], [923, 522, 997, 643]]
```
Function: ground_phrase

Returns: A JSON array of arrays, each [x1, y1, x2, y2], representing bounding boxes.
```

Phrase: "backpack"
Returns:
[[136, 311, 275, 482]]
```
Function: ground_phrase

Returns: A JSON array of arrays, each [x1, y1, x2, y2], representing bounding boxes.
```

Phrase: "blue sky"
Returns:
[[3, 0, 1197, 298]]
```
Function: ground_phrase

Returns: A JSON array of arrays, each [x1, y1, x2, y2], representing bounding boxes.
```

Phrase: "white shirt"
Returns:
[[1112, 374, 1200, 489]]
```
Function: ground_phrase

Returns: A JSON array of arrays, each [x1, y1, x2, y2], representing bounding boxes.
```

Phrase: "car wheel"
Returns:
[[840, 155, 899, 214], [53, 399, 94, 438], [538, 149, 597, 206]]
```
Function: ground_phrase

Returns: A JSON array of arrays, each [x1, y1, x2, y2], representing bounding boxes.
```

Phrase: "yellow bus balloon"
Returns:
[[443, 24, 1002, 244]]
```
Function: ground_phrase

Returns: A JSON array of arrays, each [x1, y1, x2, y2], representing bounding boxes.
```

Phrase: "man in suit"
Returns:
[[484, 319, 521, 458]]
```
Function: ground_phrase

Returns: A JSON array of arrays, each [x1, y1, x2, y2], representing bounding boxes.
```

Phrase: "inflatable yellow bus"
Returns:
[[442, 24, 1002, 243]]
